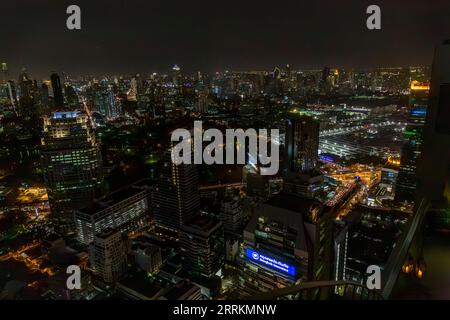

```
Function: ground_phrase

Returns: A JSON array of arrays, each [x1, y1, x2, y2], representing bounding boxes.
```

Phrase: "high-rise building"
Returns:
[[238, 192, 333, 297], [0, 80, 17, 116], [180, 214, 224, 279], [152, 148, 200, 237], [172, 64, 181, 86], [219, 191, 243, 237], [284, 115, 320, 174], [51, 72, 64, 109], [41, 111, 103, 231], [89, 229, 128, 283], [395, 81, 429, 203], [132, 243, 162, 274], [196, 89, 209, 113], [18, 69, 39, 117], [75, 180, 151, 245], [417, 40, 450, 209], [1, 62, 7, 80]]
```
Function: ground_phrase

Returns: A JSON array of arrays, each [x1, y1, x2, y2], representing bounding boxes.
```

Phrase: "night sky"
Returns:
[[2, 0, 450, 78]]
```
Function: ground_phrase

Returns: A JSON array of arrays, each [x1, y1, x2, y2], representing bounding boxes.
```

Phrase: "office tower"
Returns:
[[272, 67, 281, 94], [64, 83, 79, 108], [75, 180, 151, 245], [1, 62, 7, 80], [180, 214, 224, 278], [172, 64, 181, 86], [417, 40, 450, 209], [320, 67, 331, 93], [152, 148, 200, 236], [0, 80, 17, 116], [18, 69, 38, 117], [380, 167, 398, 192], [196, 89, 209, 113], [87, 81, 120, 119], [219, 191, 243, 236], [333, 208, 408, 285], [238, 192, 333, 297], [40, 82, 50, 108], [51, 73, 64, 108], [132, 244, 162, 274], [395, 81, 430, 203], [284, 115, 320, 174], [127, 78, 138, 102], [89, 229, 128, 283], [41, 111, 103, 231]]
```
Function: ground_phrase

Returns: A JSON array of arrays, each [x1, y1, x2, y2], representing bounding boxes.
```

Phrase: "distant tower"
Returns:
[[284, 115, 320, 174], [127, 78, 138, 102], [18, 68, 39, 117], [172, 64, 181, 86], [1, 62, 7, 80], [196, 89, 209, 113], [50, 72, 64, 108]]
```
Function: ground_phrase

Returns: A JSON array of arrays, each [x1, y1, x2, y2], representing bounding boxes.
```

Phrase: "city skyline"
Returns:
[[1, 1, 450, 307]]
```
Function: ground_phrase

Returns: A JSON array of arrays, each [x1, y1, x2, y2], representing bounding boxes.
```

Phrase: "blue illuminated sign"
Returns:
[[410, 107, 427, 117], [52, 111, 79, 119], [320, 155, 335, 162], [245, 248, 297, 277]]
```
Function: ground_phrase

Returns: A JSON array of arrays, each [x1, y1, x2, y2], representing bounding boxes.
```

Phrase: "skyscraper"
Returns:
[[1, 62, 7, 80], [152, 147, 200, 237], [41, 111, 103, 231], [238, 192, 333, 297], [172, 64, 181, 86], [196, 89, 209, 113], [395, 81, 429, 203], [50, 72, 64, 109], [89, 229, 128, 283], [416, 40, 450, 209], [180, 214, 224, 279], [284, 115, 320, 174], [18, 69, 39, 117], [75, 180, 151, 245]]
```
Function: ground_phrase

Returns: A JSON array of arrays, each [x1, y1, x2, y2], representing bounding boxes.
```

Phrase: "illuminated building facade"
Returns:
[[395, 80, 429, 203], [18, 69, 39, 117], [284, 115, 320, 174], [219, 192, 243, 237], [196, 89, 209, 113], [89, 229, 128, 283], [238, 192, 333, 297], [75, 180, 151, 245], [41, 111, 103, 231], [152, 149, 200, 236], [180, 214, 224, 279]]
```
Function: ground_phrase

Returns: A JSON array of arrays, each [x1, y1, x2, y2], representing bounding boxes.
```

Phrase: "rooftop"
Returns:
[[78, 179, 150, 215]]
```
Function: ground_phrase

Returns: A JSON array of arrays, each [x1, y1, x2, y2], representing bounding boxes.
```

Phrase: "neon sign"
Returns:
[[245, 248, 297, 277]]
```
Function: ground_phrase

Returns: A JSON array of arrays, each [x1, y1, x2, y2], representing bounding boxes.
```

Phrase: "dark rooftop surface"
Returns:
[[182, 215, 222, 235], [265, 192, 324, 222], [78, 179, 150, 215], [117, 271, 163, 299]]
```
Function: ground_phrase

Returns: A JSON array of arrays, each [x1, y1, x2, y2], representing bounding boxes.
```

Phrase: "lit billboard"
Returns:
[[245, 248, 297, 277]]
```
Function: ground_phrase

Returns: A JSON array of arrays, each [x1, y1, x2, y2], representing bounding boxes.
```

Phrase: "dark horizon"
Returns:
[[2, 0, 450, 79]]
